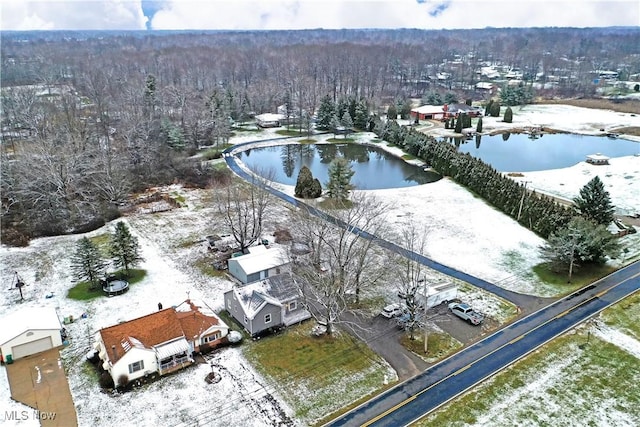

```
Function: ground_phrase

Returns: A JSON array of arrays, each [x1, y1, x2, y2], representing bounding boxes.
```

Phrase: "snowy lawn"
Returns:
[[414, 292, 640, 427]]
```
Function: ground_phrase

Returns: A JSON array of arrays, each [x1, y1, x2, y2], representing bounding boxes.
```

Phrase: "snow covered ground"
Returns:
[[1, 104, 639, 426]]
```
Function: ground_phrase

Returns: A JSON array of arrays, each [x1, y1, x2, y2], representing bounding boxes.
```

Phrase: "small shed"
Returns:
[[255, 113, 286, 128], [0, 307, 63, 362], [586, 153, 610, 165], [227, 245, 290, 284]]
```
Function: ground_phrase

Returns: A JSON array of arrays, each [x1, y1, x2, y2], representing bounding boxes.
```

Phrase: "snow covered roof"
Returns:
[[255, 113, 285, 122], [231, 246, 289, 275], [0, 306, 62, 345], [411, 105, 445, 115]]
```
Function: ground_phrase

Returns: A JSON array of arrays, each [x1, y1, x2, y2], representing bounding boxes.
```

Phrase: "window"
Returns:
[[128, 360, 144, 374], [288, 301, 297, 311], [203, 332, 221, 343], [264, 313, 272, 324], [243, 315, 248, 324]]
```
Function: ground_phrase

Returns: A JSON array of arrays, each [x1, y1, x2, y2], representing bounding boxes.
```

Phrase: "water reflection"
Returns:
[[236, 143, 441, 190]]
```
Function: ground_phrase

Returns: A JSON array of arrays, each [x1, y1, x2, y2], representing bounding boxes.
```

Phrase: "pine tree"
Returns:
[[387, 103, 397, 120], [504, 107, 513, 123], [490, 101, 501, 117], [109, 221, 144, 276], [354, 102, 369, 130], [330, 114, 341, 137], [476, 117, 483, 133], [70, 237, 108, 289], [341, 111, 354, 137], [454, 115, 462, 133], [295, 166, 322, 199], [573, 176, 615, 225], [326, 157, 354, 200], [316, 95, 335, 130], [484, 99, 493, 116]]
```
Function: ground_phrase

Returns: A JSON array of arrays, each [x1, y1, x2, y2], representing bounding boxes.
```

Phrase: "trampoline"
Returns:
[[103, 279, 129, 296]]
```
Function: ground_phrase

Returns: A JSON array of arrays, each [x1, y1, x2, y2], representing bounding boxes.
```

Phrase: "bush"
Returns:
[[99, 372, 115, 389], [504, 107, 513, 123], [117, 374, 129, 388]]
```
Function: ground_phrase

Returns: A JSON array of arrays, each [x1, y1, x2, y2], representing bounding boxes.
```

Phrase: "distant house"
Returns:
[[0, 307, 64, 363], [94, 299, 229, 385], [227, 245, 290, 284], [410, 105, 447, 121], [255, 113, 286, 128], [224, 274, 311, 337], [447, 103, 483, 117]]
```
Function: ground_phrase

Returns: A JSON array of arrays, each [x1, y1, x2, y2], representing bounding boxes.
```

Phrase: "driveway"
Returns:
[[4, 348, 78, 427]]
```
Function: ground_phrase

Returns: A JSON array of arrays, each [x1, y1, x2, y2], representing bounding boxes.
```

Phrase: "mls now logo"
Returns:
[[4, 410, 57, 421]]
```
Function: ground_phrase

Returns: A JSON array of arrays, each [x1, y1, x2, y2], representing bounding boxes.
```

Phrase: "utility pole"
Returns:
[[517, 181, 531, 221]]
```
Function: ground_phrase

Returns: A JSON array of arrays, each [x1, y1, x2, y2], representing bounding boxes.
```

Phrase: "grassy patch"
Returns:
[[400, 331, 463, 363], [318, 198, 355, 210], [193, 256, 227, 278], [67, 269, 146, 301], [532, 262, 616, 295], [414, 330, 640, 426], [370, 138, 382, 143], [297, 138, 316, 143], [231, 125, 262, 132], [326, 137, 355, 143], [201, 145, 232, 160], [243, 322, 391, 423], [600, 290, 640, 340], [401, 153, 416, 161], [276, 129, 306, 137]]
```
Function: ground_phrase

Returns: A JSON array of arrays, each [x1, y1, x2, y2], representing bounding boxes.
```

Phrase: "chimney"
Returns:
[[111, 345, 117, 360]]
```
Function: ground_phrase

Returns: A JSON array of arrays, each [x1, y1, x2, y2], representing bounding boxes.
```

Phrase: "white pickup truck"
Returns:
[[448, 302, 484, 325]]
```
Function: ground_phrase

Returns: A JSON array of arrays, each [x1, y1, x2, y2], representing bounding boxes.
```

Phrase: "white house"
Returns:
[[255, 113, 286, 128], [0, 306, 64, 363], [227, 245, 290, 284], [94, 299, 229, 386]]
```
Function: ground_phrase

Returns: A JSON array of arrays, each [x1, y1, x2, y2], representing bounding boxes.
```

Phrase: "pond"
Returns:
[[235, 143, 442, 190], [448, 133, 640, 172]]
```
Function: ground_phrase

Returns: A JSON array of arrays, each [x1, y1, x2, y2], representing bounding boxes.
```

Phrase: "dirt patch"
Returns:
[[539, 98, 640, 115]]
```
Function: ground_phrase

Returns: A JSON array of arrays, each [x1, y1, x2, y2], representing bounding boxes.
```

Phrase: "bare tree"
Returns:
[[290, 192, 390, 335], [392, 223, 430, 340], [217, 171, 273, 253]]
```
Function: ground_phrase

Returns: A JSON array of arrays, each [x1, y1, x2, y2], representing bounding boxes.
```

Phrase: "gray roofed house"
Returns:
[[223, 274, 311, 336]]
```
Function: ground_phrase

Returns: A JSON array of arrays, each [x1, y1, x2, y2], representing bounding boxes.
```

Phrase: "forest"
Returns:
[[1, 27, 639, 245]]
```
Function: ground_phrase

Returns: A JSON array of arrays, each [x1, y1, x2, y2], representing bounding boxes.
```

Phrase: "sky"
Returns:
[[1, 0, 639, 31]]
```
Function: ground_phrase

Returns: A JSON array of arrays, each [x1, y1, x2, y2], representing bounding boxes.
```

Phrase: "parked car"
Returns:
[[380, 303, 405, 318], [448, 302, 484, 325]]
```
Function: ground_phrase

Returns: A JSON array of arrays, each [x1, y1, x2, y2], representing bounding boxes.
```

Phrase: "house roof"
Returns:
[[175, 299, 228, 340], [255, 113, 285, 122], [411, 105, 445, 115], [99, 299, 227, 364], [231, 246, 289, 276], [0, 306, 62, 345]]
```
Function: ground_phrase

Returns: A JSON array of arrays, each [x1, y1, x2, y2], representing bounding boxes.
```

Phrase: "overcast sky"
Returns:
[[2, 0, 639, 31]]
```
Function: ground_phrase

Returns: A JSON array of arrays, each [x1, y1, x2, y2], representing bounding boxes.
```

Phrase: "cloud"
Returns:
[[1, 0, 638, 31], [1, 0, 148, 31]]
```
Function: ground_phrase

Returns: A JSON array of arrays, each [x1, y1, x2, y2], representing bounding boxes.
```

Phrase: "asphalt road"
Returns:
[[325, 260, 640, 427]]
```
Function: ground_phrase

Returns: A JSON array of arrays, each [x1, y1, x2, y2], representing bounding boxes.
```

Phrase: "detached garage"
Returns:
[[0, 307, 63, 363]]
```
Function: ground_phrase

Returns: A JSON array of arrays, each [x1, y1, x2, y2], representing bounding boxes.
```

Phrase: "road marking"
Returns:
[[509, 335, 524, 345], [555, 308, 572, 319], [453, 365, 470, 376], [595, 290, 608, 298], [361, 395, 417, 427]]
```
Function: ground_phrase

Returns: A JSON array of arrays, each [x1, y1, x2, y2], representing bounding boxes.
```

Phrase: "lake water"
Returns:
[[448, 133, 640, 172], [235, 143, 442, 190]]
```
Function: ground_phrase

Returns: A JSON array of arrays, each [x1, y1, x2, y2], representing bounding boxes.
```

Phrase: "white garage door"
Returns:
[[12, 336, 53, 359]]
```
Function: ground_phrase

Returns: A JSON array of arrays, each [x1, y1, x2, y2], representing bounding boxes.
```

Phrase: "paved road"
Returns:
[[223, 141, 545, 311], [325, 260, 640, 427]]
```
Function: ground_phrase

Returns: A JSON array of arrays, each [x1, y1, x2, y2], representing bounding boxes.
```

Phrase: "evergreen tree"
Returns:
[[398, 98, 412, 119], [490, 101, 501, 117], [573, 176, 615, 225], [540, 216, 620, 280], [444, 92, 458, 104], [294, 166, 322, 199], [70, 237, 108, 289], [341, 111, 354, 135], [330, 114, 341, 137], [316, 95, 335, 130], [484, 99, 493, 116], [476, 117, 483, 133], [454, 115, 462, 133], [109, 221, 144, 276], [354, 102, 369, 130], [387, 103, 398, 120], [503, 107, 513, 123], [326, 157, 354, 200]]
